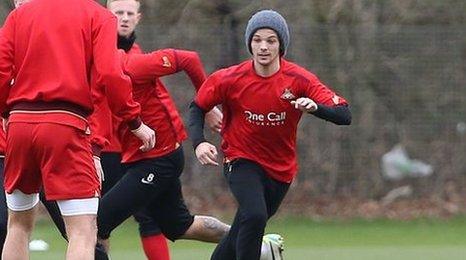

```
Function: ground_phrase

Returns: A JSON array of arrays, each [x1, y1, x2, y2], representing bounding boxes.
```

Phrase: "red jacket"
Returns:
[[89, 48, 137, 154], [119, 46, 206, 163], [0, 0, 140, 127], [88, 48, 131, 154], [89, 44, 206, 161]]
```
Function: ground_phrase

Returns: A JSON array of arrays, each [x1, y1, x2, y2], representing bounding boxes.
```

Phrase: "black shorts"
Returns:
[[101, 152, 163, 236], [124, 148, 194, 240], [98, 147, 194, 241], [132, 177, 193, 239]]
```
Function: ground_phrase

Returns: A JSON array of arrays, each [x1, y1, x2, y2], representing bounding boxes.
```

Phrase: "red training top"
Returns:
[[195, 59, 348, 183], [100, 45, 144, 153], [0, 0, 140, 127], [89, 49, 132, 154], [117, 45, 206, 163]]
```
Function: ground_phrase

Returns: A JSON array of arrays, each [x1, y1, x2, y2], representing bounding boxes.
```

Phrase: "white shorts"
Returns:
[[5, 190, 40, 211], [57, 198, 99, 216]]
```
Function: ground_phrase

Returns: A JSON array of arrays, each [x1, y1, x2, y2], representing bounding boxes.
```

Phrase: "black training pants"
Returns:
[[211, 159, 290, 260], [97, 147, 194, 241]]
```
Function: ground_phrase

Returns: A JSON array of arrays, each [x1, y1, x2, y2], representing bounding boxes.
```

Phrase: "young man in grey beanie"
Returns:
[[189, 9, 351, 260]]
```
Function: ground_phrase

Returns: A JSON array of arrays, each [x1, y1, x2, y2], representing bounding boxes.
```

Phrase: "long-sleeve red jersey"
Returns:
[[88, 48, 131, 154], [89, 43, 206, 161], [195, 59, 348, 183], [88, 45, 142, 154], [0, 0, 140, 126], [89, 46, 136, 154], [119, 45, 206, 162]]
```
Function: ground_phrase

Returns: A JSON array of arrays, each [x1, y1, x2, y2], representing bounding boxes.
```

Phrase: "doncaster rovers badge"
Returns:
[[280, 88, 296, 100]]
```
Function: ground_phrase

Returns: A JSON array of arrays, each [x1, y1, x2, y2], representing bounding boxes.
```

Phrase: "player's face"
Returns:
[[14, 0, 30, 8], [250, 29, 280, 68], [109, 0, 141, 38]]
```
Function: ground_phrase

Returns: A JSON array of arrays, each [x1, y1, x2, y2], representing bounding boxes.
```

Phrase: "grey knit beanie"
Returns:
[[245, 10, 290, 56]]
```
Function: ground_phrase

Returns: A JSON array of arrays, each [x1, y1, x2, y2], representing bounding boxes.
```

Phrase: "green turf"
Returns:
[[30, 217, 466, 259]]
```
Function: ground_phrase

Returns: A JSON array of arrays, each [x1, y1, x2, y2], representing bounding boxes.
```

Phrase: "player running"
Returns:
[[96, 1, 229, 259], [97, 2, 284, 259], [189, 9, 351, 260]]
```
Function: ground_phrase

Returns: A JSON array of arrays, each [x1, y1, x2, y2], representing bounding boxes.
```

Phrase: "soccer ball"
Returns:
[[260, 234, 284, 260]]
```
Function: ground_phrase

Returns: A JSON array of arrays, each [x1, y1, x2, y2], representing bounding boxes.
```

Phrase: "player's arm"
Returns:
[[188, 72, 225, 166], [88, 81, 111, 155], [189, 102, 208, 151], [0, 13, 16, 115], [173, 49, 207, 90], [125, 48, 222, 132], [92, 16, 141, 128], [311, 103, 351, 125], [296, 75, 351, 125], [123, 49, 206, 87], [93, 17, 155, 151], [172, 49, 224, 132]]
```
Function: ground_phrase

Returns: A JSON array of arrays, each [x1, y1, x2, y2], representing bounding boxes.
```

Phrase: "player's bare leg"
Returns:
[[2, 207, 37, 260], [181, 215, 230, 242], [63, 215, 97, 260], [99, 215, 229, 254], [181, 215, 283, 259]]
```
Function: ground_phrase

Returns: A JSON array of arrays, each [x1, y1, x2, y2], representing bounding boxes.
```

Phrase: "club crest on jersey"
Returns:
[[280, 88, 296, 100], [162, 56, 172, 68], [332, 95, 340, 104]]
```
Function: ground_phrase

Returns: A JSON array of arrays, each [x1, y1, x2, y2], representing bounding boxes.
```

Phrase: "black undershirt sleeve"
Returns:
[[311, 104, 352, 125], [188, 101, 207, 149]]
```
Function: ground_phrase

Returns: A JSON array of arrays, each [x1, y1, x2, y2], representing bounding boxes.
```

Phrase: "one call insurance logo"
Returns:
[[244, 110, 286, 126]]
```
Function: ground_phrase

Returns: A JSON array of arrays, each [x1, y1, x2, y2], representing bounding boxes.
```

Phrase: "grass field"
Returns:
[[29, 217, 466, 259]]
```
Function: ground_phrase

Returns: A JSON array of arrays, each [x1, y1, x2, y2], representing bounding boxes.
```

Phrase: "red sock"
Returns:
[[141, 234, 170, 260]]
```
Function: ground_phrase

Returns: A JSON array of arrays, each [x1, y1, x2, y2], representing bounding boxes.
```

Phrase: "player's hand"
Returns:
[[93, 155, 104, 183], [195, 142, 219, 166], [205, 107, 222, 133], [131, 122, 156, 152], [291, 97, 318, 113]]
